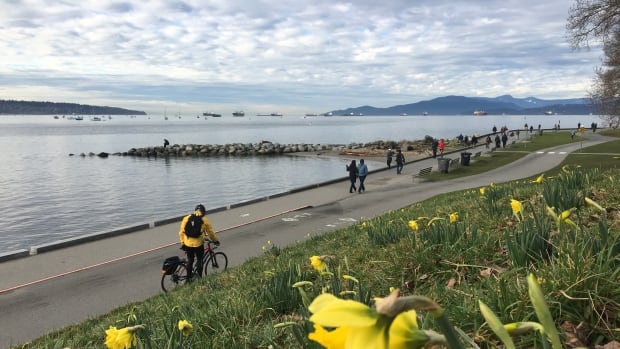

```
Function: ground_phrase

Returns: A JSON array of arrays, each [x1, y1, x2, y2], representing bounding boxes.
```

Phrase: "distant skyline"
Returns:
[[0, 1, 603, 115]]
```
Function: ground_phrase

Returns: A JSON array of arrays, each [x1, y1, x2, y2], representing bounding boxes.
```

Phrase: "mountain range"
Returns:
[[330, 95, 595, 116]]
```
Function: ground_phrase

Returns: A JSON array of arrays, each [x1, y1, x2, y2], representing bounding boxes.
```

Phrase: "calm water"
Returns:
[[0, 113, 602, 253]]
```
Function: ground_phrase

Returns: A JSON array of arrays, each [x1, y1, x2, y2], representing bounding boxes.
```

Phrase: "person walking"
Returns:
[[386, 148, 394, 168], [357, 159, 368, 193], [485, 135, 492, 149], [395, 149, 405, 174], [431, 139, 438, 158], [179, 204, 220, 280], [346, 160, 358, 193], [163, 139, 170, 149], [501, 132, 508, 148], [438, 139, 445, 156], [494, 134, 501, 148]]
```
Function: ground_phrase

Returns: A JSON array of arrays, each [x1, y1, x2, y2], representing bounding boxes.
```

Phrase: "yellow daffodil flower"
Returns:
[[408, 220, 419, 231], [310, 255, 327, 272], [308, 292, 431, 349], [449, 213, 458, 223], [510, 199, 523, 221], [479, 187, 485, 196], [178, 320, 193, 337], [309, 293, 386, 349], [104, 325, 142, 349], [532, 174, 544, 184]]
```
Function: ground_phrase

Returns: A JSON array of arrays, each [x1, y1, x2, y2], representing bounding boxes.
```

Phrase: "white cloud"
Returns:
[[0, 0, 603, 114]]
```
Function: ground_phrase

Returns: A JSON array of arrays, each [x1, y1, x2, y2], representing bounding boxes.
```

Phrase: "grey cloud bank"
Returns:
[[0, 0, 603, 115]]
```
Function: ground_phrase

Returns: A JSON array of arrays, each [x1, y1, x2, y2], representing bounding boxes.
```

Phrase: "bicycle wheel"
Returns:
[[161, 263, 188, 292], [204, 252, 228, 275]]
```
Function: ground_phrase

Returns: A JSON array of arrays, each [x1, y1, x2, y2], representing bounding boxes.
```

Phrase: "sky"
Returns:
[[0, 0, 604, 115]]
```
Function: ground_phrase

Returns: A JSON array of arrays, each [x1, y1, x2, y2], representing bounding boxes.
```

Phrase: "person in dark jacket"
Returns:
[[501, 133, 508, 148], [179, 204, 219, 279], [386, 148, 394, 168], [357, 159, 368, 193], [395, 149, 405, 174], [346, 160, 358, 193], [494, 134, 501, 148]]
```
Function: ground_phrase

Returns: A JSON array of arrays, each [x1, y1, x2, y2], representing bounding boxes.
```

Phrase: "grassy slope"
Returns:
[[19, 131, 620, 349]]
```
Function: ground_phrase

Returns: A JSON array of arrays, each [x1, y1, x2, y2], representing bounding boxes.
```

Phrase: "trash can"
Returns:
[[461, 152, 471, 166], [437, 158, 450, 173]]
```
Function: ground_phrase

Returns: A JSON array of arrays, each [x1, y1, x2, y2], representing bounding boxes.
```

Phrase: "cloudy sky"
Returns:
[[0, 0, 603, 115]]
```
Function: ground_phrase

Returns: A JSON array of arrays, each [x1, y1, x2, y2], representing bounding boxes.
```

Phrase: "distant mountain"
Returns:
[[330, 95, 595, 116], [0, 99, 147, 115]]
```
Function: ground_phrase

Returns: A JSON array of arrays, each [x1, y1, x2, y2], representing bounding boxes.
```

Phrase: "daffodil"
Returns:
[[178, 320, 193, 337], [104, 325, 143, 349], [308, 291, 435, 349], [449, 213, 458, 223], [309, 293, 387, 348], [479, 187, 485, 196], [510, 199, 523, 221], [310, 255, 327, 272], [408, 220, 419, 231], [532, 174, 544, 184]]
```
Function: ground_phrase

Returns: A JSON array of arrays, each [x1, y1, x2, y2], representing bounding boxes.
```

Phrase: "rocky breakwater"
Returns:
[[124, 141, 344, 157], [71, 139, 434, 158]]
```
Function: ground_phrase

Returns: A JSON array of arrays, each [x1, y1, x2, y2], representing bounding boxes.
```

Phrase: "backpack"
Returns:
[[162, 256, 180, 275], [184, 214, 203, 238]]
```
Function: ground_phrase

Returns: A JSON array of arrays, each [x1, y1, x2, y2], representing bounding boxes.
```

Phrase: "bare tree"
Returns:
[[568, 0, 620, 127]]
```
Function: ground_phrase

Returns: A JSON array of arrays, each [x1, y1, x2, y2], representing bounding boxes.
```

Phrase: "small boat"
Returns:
[[270, 112, 283, 117], [90, 116, 102, 121], [400, 113, 408, 116], [53, 115, 59, 119], [322, 112, 333, 117], [304, 113, 318, 117], [74, 115, 84, 121], [544, 111, 553, 115], [473, 110, 487, 116], [422, 112, 429, 116], [203, 112, 222, 117], [232, 111, 245, 117]]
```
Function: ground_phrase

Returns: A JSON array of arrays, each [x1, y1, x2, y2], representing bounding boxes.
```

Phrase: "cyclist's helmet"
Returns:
[[195, 204, 206, 215]]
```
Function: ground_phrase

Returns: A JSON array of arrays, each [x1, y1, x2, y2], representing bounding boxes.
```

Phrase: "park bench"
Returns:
[[412, 166, 433, 183]]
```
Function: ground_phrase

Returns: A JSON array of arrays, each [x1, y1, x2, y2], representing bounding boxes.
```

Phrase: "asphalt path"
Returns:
[[0, 132, 612, 348]]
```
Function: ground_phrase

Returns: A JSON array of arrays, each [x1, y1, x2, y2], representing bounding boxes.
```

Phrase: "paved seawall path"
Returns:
[[0, 131, 615, 348]]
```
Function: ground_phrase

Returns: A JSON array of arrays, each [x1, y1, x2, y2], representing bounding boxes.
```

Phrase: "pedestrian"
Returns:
[[485, 135, 492, 149], [346, 160, 358, 193], [492, 125, 497, 133], [431, 139, 438, 158], [471, 135, 478, 146], [516, 129, 520, 139], [494, 134, 501, 148], [179, 204, 220, 280], [438, 139, 445, 156], [386, 148, 394, 168], [357, 159, 368, 193], [571, 129, 576, 140], [501, 133, 508, 148], [395, 149, 405, 174], [529, 125, 534, 133], [163, 139, 170, 149]]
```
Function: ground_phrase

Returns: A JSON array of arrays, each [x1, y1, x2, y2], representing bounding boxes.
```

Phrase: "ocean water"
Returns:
[[0, 113, 602, 253]]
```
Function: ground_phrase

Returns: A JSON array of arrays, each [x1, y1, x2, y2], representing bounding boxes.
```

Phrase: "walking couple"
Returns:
[[346, 159, 368, 193]]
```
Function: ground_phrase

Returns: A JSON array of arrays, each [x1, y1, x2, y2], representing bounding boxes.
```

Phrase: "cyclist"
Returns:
[[179, 204, 220, 280]]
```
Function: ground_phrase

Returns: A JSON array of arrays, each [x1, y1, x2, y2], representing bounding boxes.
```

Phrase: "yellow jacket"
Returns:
[[179, 210, 218, 247]]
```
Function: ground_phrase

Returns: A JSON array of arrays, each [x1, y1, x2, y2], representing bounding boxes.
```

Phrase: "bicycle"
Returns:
[[161, 239, 228, 292]]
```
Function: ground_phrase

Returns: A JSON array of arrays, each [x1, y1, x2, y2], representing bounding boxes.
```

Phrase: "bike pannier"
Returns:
[[162, 256, 180, 275]]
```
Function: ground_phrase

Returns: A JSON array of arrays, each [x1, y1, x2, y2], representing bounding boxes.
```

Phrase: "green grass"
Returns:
[[15, 136, 620, 349]]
